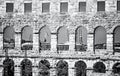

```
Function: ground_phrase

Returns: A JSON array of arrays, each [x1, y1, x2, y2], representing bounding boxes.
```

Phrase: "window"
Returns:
[[6, 3, 14, 12], [117, 1, 120, 11], [94, 26, 106, 49], [39, 60, 50, 76], [79, 2, 86, 12], [24, 3, 32, 13], [60, 2, 68, 13], [39, 26, 51, 51], [113, 26, 120, 52], [21, 59, 32, 76], [21, 26, 33, 50], [97, 1, 105, 11], [75, 61, 86, 76], [3, 26, 15, 49], [93, 62, 106, 73], [57, 26, 69, 51], [42, 3, 50, 13], [75, 26, 87, 51], [56, 60, 68, 76]]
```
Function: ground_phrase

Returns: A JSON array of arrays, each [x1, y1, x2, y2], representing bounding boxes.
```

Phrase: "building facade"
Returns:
[[0, 0, 120, 76]]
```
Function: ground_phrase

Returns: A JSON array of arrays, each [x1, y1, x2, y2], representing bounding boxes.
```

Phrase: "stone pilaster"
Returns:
[[107, 34, 113, 54], [87, 34, 94, 54], [51, 34, 57, 53]]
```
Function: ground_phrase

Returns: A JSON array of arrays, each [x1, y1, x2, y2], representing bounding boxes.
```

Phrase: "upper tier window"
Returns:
[[97, 1, 105, 11], [6, 3, 14, 12]]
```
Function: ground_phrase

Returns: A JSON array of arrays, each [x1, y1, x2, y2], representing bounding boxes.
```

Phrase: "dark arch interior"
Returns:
[[94, 26, 106, 49], [39, 60, 50, 76], [56, 60, 68, 76], [113, 26, 120, 52], [39, 26, 51, 51], [75, 26, 87, 51], [21, 26, 33, 50], [112, 63, 120, 74], [21, 59, 32, 76], [3, 26, 15, 49], [93, 62, 106, 73], [3, 58, 14, 76], [75, 61, 87, 76]]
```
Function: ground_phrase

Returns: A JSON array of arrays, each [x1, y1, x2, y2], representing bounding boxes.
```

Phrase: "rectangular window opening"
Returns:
[[79, 2, 86, 12], [42, 3, 50, 13], [60, 2, 68, 13], [117, 1, 120, 11], [97, 1, 105, 11], [24, 3, 32, 13], [6, 3, 14, 12]]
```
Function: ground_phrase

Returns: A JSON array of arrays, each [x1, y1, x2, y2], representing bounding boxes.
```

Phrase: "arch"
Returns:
[[56, 60, 68, 76], [39, 60, 50, 76], [113, 26, 120, 52], [112, 62, 120, 74], [3, 58, 14, 76], [21, 26, 33, 50], [94, 26, 106, 50], [39, 26, 51, 51], [57, 26, 69, 51], [75, 61, 87, 76], [93, 62, 106, 73], [21, 59, 32, 76], [3, 26, 15, 49], [75, 26, 87, 51]]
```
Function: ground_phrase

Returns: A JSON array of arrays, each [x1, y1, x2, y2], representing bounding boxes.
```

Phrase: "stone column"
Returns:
[[33, 67, 39, 76], [50, 59, 57, 76], [14, 66, 21, 76], [107, 34, 113, 54], [0, 67, 3, 76], [0, 34, 3, 54], [86, 69, 93, 76], [68, 60, 75, 76], [51, 34, 57, 53], [87, 34, 94, 54], [69, 34, 75, 54], [33, 33, 39, 54], [69, 67, 75, 76], [15, 33, 21, 54]]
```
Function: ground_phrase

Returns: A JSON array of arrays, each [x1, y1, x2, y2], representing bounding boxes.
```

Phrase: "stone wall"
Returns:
[[0, 0, 120, 76]]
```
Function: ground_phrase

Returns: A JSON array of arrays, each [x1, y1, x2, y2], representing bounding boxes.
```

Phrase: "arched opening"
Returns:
[[113, 26, 120, 52], [3, 26, 15, 49], [94, 26, 106, 50], [112, 63, 120, 75], [75, 61, 87, 76], [39, 60, 50, 76], [21, 26, 33, 50], [75, 26, 87, 51], [56, 60, 68, 76], [39, 26, 51, 51], [57, 26, 69, 51], [3, 58, 14, 76], [21, 59, 32, 76], [93, 62, 106, 73]]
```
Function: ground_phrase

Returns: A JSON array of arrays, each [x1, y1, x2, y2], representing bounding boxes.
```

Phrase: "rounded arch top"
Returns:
[[39, 59, 50, 69], [75, 60, 87, 68], [56, 60, 68, 67], [94, 26, 106, 33], [20, 59, 32, 65], [3, 58, 14, 65]]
